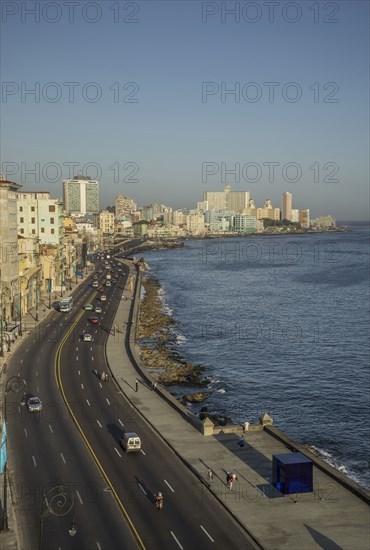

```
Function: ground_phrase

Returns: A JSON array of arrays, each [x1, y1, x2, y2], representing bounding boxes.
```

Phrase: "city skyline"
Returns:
[[1, 2, 369, 220]]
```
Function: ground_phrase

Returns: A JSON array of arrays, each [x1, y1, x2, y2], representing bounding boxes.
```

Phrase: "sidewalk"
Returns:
[[106, 260, 370, 550]]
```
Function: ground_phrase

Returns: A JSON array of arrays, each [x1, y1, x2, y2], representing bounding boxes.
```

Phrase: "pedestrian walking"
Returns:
[[135, 379, 139, 392], [227, 472, 237, 490], [152, 380, 157, 391], [207, 468, 213, 482], [243, 421, 249, 434]]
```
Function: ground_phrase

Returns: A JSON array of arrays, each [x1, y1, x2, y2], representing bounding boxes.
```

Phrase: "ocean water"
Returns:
[[142, 222, 370, 489]]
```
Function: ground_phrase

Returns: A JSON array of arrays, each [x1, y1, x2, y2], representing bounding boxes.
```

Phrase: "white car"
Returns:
[[94, 306, 102, 314], [27, 397, 43, 413], [100, 295, 107, 302], [83, 333, 93, 342]]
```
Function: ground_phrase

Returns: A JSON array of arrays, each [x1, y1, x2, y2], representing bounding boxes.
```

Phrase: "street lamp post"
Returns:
[[35, 274, 39, 322], [39, 486, 77, 550]]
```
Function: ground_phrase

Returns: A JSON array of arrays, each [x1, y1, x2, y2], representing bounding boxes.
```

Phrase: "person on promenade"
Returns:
[[227, 472, 237, 490], [207, 468, 213, 482], [243, 421, 249, 434]]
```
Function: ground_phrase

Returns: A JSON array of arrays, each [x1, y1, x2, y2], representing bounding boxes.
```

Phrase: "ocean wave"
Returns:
[[157, 287, 173, 315]]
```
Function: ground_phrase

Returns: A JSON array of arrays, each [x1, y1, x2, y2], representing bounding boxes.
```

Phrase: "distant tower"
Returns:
[[282, 192, 292, 221], [264, 199, 272, 209]]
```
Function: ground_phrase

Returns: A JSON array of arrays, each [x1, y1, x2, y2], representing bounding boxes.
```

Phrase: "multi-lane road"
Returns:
[[5, 258, 255, 549]]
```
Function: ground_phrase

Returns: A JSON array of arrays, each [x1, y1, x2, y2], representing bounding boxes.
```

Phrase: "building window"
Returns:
[[20, 228, 24, 234], [20, 217, 24, 223], [50, 218, 54, 224], [32, 229, 36, 234], [41, 227, 45, 233], [51, 229, 55, 234], [49, 205, 55, 212], [31, 217, 35, 224], [19, 206, 23, 212], [31, 206, 35, 212]]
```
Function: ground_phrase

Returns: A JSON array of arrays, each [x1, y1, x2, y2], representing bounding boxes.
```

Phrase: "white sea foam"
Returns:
[[217, 388, 226, 393]]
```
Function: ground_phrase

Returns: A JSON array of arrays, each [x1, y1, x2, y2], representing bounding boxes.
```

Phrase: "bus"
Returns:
[[59, 296, 74, 312]]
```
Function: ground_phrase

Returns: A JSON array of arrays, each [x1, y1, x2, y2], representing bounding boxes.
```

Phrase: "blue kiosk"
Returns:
[[272, 452, 313, 494]]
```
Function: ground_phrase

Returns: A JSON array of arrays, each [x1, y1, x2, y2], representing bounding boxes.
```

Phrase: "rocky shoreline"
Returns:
[[137, 275, 208, 391]]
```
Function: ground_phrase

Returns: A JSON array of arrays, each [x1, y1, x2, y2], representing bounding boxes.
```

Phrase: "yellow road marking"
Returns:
[[54, 311, 145, 550]]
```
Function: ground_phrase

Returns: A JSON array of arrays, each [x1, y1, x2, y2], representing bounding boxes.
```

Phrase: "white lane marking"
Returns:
[[81, 384, 84, 390], [26, 348, 29, 352], [60, 323, 62, 326], [76, 356, 79, 361], [140, 449, 146, 456], [49, 425, 54, 433], [91, 356, 94, 361], [20, 359, 23, 364], [138, 483, 147, 495], [23, 378, 26, 386], [164, 479, 175, 493], [36, 371, 38, 377], [32, 456, 37, 467], [106, 398, 110, 405], [97, 543, 102, 550], [76, 490, 83, 504], [37, 386, 39, 392], [118, 419, 124, 427], [86, 399, 91, 406], [24, 428, 28, 438], [99, 382, 102, 389], [200, 525, 215, 542], [114, 447, 122, 457], [37, 357, 39, 363], [97, 420, 103, 428], [78, 370, 81, 376], [171, 532, 183, 549], [76, 347, 79, 351], [61, 453, 66, 464]]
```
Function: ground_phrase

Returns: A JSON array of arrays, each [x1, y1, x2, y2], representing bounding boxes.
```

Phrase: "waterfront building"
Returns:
[[186, 212, 206, 235], [99, 211, 115, 235], [233, 214, 257, 233], [311, 215, 336, 228], [115, 194, 137, 217], [291, 209, 300, 223], [133, 220, 150, 238], [203, 184, 250, 213], [204, 209, 235, 232], [299, 209, 310, 228], [63, 176, 99, 215], [16, 191, 65, 304], [282, 192, 293, 221], [243, 199, 280, 222], [0, 174, 21, 332], [197, 201, 209, 211], [18, 236, 42, 318], [17, 192, 64, 247]]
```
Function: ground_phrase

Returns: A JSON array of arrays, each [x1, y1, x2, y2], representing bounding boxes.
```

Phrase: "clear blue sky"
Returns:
[[1, 1, 369, 219]]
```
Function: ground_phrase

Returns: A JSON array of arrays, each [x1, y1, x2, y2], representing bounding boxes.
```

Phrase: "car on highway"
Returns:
[[94, 306, 102, 314], [83, 333, 93, 342], [119, 432, 141, 453], [106, 281, 111, 287], [27, 396, 43, 413], [98, 287, 104, 292], [100, 295, 107, 302], [84, 304, 95, 311], [89, 316, 99, 324], [92, 281, 99, 288]]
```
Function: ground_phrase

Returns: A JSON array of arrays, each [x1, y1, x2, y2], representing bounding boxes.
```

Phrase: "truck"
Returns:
[[106, 273, 111, 280]]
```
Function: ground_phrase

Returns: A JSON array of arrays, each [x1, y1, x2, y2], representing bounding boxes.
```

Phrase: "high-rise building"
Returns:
[[299, 209, 310, 228], [115, 194, 137, 218], [291, 209, 300, 223], [282, 192, 293, 221], [17, 192, 64, 247], [203, 184, 250, 213], [63, 176, 99, 215]]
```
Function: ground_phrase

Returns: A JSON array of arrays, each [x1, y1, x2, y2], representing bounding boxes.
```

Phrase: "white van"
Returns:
[[119, 432, 141, 453]]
